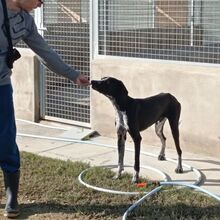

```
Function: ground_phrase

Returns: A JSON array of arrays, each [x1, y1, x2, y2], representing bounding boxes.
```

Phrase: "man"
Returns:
[[0, 0, 90, 217]]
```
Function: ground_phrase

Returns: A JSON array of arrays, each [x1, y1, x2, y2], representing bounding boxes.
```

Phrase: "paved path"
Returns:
[[16, 119, 220, 197]]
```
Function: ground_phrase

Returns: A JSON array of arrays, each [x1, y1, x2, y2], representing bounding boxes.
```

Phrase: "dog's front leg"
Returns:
[[114, 128, 127, 179], [130, 132, 142, 183]]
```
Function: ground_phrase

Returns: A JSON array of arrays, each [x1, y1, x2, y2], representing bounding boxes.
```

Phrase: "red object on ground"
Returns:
[[136, 181, 160, 188]]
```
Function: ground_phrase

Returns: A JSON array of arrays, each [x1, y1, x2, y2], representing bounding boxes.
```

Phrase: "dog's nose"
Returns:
[[91, 80, 100, 85], [91, 80, 95, 84], [91, 80, 98, 88]]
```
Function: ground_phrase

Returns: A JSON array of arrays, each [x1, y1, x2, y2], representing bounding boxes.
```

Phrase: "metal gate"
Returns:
[[40, 0, 90, 127]]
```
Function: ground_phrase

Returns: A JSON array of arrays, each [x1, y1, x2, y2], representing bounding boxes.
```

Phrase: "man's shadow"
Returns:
[[0, 202, 129, 219]]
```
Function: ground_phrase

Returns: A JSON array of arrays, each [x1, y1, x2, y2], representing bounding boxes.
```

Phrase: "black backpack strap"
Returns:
[[1, 0, 14, 53]]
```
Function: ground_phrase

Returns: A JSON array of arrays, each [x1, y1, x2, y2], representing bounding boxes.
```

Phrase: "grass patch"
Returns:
[[0, 151, 219, 219], [83, 166, 156, 193]]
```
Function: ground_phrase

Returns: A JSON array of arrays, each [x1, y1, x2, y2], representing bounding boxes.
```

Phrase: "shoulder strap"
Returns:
[[1, 0, 14, 52]]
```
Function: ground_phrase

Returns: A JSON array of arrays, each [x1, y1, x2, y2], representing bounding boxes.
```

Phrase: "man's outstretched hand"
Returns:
[[74, 74, 90, 86]]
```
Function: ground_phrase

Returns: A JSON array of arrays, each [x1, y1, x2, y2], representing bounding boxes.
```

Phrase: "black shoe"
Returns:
[[4, 209, 19, 218], [3, 170, 20, 218]]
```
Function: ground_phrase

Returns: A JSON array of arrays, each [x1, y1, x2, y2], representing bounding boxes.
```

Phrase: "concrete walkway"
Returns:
[[16, 119, 220, 197]]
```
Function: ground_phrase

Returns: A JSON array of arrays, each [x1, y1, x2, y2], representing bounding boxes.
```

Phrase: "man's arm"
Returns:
[[23, 15, 89, 85]]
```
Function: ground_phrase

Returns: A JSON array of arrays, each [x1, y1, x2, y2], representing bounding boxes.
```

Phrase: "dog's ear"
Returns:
[[101, 77, 108, 80], [118, 80, 128, 96]]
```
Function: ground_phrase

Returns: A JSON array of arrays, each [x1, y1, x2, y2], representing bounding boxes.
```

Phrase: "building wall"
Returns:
[[12, 48, 40, 122], [91, 57, 220, 157], [12, 49, 220, 157]]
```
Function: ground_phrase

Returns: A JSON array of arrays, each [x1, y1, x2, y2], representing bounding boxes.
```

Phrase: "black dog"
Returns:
[[91, 77, 183, 183]]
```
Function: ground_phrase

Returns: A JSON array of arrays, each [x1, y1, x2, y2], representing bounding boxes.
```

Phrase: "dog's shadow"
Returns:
[[183, 158, 220, 186], [184, 158, 220, 166]]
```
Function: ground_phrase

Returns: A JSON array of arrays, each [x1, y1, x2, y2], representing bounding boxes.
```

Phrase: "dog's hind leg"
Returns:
[[155, 118, 167, 161], [114, 127, 127, 179]]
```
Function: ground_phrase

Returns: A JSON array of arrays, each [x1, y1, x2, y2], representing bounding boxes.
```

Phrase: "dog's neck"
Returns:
[[108, 95, 129, 112]]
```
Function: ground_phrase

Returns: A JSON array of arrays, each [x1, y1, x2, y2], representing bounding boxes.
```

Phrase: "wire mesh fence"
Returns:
[[17, 1, 90, 126], [42, 0, 90, 125], [98, 0, 220, 64]]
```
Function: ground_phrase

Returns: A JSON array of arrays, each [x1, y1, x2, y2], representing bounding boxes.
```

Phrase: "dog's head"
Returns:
[[91, 77, 128, 99]]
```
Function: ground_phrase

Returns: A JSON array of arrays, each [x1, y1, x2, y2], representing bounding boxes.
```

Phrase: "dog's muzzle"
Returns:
[[91, 80, 101, 90]]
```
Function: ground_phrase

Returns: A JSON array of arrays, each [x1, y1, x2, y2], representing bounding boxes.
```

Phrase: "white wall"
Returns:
[[12, 48, 40, 122], [91, 57, 220, 157]]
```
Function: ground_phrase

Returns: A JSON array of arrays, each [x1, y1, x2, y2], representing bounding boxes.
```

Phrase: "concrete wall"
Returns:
[[91, 57, 220, 157], [12, 48, 40, 122]]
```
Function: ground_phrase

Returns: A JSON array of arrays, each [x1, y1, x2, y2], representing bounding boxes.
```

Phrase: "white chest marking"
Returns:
[[115, 110, 129, 131], [109, 96, 129, 131]]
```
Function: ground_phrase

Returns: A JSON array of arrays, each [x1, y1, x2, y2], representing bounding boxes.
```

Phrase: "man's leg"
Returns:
[[0, 85, 20, 218]]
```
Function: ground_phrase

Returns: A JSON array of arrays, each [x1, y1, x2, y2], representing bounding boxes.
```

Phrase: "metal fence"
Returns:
[[42, 0, 90, 126], [17, 1, 90, 126], [98, 0, 220, 64]]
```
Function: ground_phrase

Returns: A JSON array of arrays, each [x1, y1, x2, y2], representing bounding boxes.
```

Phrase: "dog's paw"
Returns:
[[131, 177, 138, 184], [175, 167, 183, 173], [113, 174, 121, 180], [131, 175, 139, 184], [158, 154, 166, 161]]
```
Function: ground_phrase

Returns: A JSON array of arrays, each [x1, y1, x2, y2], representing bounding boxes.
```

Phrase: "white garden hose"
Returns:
[[16, 119, 68, 131], [122, 186, 163, 220], [78, 164, 168, 195], [122, 182, 220, 220]]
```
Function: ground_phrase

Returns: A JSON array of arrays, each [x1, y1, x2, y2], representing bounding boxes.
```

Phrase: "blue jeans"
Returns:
[[0, 84, 20, 173]]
